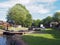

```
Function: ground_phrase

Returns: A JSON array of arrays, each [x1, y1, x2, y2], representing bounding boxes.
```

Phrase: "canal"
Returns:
[[0, 35, 25, 45], [0, 35, 6, 45]]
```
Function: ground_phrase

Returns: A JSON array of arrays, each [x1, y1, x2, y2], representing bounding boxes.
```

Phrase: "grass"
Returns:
[[22, 28, 60, 45]]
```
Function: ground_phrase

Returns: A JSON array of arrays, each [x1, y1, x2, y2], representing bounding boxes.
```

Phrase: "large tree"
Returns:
[[7, 4, 32, 27], [24, 14, 32, 27]]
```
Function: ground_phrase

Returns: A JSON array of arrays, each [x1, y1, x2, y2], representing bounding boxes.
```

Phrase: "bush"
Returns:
[[0, 26, 3, 29]]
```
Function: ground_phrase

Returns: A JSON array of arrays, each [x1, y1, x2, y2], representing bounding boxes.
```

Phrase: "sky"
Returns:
[[0, 0, 60, 21]]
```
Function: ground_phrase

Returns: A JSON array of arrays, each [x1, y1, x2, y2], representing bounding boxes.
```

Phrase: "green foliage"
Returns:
[[42, 16, 53, 27], [7, 4, 32, 27], [25, 14, 32, 27], [0, 26, 3, 29], [53, 12, 60, 22], [32, 19, 40, 27]]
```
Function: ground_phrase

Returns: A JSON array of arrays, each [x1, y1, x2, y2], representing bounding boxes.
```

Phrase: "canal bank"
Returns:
[[0, 30, 5, 35]]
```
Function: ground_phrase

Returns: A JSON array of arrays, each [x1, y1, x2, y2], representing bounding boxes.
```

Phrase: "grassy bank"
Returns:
[[22, 28, 60, 45]]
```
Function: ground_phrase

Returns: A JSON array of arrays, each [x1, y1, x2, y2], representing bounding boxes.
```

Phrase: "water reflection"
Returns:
[[6, 35, 23, 45], [0, 35, 17, 45], [0, 36, 6, 45], [6, 35, 16, 45], [0, 34, 24, 45]]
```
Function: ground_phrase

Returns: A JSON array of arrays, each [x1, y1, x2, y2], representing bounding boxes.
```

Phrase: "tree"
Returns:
[[7, 4, 32, 27], [32, 19, 41, 27], [53, 12, 60, 22], [25, 14, 32, 27], [42, 16, 53, 27], [52, 12, 60, 29]]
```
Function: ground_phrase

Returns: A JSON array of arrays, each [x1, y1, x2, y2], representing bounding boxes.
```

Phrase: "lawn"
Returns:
[[22, 28, 60, 45]]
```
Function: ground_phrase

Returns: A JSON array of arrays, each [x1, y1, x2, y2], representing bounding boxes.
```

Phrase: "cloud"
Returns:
[[0, 0, 56, 9], [0, 10, 7, 21], [31, 0, 56, 3], [8, 0, 31, 5], [0, 3, 11, 8], [0, 0, 31, 8], [0, 0, 58, 21], [25, 0, 57, 14], [26, 4, 51, 14], [56, 10, 60, 12], [38, 9, 50, 14]]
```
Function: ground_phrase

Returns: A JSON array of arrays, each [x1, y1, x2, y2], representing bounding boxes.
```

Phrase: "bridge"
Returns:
[[3, 31, 27, 35], [0, 30, 27, 35]]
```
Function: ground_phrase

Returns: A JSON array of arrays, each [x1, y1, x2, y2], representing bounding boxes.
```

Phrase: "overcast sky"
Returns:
[[0, 0, 60, 21]]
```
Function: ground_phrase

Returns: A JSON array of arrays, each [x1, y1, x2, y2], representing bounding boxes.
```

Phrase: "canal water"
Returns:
[[0, 35, 7, 45], [0, 35, 22, 45]]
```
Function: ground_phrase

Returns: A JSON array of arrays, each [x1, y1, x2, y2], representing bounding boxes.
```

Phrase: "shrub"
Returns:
[[0, 25, 3, 29]]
